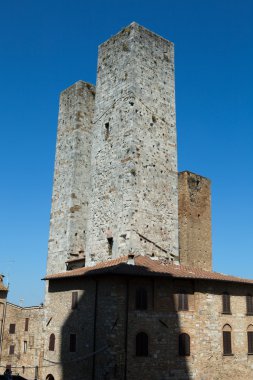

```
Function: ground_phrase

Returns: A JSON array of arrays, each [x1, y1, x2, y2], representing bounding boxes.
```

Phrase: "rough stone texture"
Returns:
[[41, 275, 253, 380], [0, 303, 44, 380], [86, 22, 178, 265], [47, 81, 95, 275], [178, 171, 212, 271]]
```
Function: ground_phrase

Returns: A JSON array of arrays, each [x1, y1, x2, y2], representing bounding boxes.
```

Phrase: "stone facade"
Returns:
[[0, 302, 44, 379], [86, 23, 178, 265], [178, 171, 212, 270], [47, 81, 95, 275], [40, 273, 253, 380], [0, 22, 252, 380]]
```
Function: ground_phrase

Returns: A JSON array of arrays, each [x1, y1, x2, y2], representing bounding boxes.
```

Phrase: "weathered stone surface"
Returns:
[[47, 81, 95, 275], [178, 171, 212, 270], [86, 22, 178, 265]]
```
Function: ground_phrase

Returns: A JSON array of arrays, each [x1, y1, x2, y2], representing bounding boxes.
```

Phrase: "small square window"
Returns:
[[9, 324, 15, 334]]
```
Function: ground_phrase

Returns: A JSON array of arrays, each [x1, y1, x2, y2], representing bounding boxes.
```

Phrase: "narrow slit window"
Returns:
[[178, 293, 189, 311], [222, 292, 231, 314], [223, 325, 232, 355], [136, 332, 148, 356], [105, 122, 110, 140], [71, 291, 78, 310], [25, 318, 29, 331], [135, 288, 148, 310], [179, 333, 190, 356], [247, 325, 253, 354], [246, 294, 253, 315], [24, 341, 27, 353], [49, 334, 55, 351], [69, 334, 76, 352], [107, 237, 113, 255]]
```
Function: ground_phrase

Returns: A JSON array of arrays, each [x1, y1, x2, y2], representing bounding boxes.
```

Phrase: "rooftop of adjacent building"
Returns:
[[44, 254, 253, 286]]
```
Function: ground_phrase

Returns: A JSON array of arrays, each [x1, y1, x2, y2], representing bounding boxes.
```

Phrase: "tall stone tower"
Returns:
[[178, 171, 212, 270], [47, 81, 95, 274], [86, 23, 179, 264]]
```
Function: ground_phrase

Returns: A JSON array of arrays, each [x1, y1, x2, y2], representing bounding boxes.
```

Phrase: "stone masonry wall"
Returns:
[[0, 303, 44, 380], [47, 81, 95, 275], [86, 22, 178, 265], [41, 275, 253, 380], [178, 171, 212, 270]]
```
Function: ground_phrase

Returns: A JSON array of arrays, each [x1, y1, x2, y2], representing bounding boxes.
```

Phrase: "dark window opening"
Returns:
[[25, 318, 29, 331], [223, 331, 232, 355], [9, 324, 15, 334], [178, 293, 189, 311], [24, 340, 27, 353], [246, 295, 253, 315], [105, 122, 110, 140], [136, 332, 148, 357], [179, 333, 190, 356], [49, 333, 55, 351], [9, 345, 15, 355], [72, 291, 78, 309], [222, 292, 231, 314], [248, 331, 253, 354], [107, 237, 113, 255], [135, 287, 148, 310], [70, 334, 76, 352]]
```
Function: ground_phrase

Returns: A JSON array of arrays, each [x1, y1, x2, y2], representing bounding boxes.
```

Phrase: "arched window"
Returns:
[[136, 332, 148, 356], [49, 334, 55, 351], [135, 287, 147, 310], [223, 324, 232, 355], [178, 333, 190, 356], [178, 293, 188, 311], [247, 325, 253, 354], [222, 292, 231, 314], [246, 294, 253, 315], [46, 375, 55, 380]]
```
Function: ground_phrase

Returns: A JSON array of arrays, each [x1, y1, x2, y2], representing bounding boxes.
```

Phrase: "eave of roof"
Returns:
[[43, 255, 253, 285]]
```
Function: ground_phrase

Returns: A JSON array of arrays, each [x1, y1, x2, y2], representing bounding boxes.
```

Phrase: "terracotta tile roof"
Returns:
[[43, 255, 253, 285]]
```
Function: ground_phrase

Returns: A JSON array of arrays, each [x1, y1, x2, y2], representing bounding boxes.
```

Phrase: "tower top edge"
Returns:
[[60, 80, 96, 95], [98, 21, 174, 48]]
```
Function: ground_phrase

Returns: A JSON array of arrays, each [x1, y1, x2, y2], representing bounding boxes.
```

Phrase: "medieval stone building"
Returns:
[[1, 22, 253, 380]]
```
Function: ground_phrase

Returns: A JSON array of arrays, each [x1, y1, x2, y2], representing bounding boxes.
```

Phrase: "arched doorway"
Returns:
[[46, 375, 55, 380]]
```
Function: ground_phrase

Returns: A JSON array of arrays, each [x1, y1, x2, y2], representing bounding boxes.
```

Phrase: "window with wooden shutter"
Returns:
[[49, 334, 55, 351], [72, 292, 78, 309], [178, 293, 189, 311], [69, 334, 76, 352], [25, 318, 29, 331], [222, 293, 231, 314], [9, 324, 15, 334], [247, 325, 253, 354], [246, 295, 253, 315], [135, 288, 147, 310], [136, 332, 148, 356], [9, 345, 15, 355], [223, 324, 232, 355], [178, 333, 190, 356]]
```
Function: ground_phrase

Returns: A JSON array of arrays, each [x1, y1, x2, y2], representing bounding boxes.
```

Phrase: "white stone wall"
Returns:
[[86, 23, 178, 264], [47, 81, 95, 275]]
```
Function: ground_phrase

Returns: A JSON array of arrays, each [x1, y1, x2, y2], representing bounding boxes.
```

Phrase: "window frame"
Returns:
[[222, 292, 231, 314], [222, 324, 233, 356], [246, 294, 253, 315], [178, 293, 189, 311], [9, 323, 16, 334], [49, 333, 55, 352]]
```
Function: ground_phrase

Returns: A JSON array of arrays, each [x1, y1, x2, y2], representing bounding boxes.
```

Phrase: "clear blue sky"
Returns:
[[0, 0, 252, 306]]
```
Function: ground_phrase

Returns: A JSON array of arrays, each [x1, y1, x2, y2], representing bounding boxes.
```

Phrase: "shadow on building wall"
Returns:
[[46, 263, 190, 380]]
